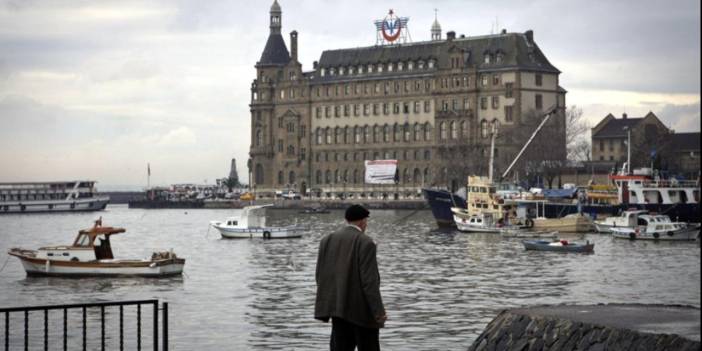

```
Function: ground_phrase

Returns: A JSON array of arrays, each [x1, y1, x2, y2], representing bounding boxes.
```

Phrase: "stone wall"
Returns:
[[468, 305, 700, 351]]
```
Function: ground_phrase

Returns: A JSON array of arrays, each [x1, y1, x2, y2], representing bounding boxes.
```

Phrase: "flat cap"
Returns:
[[345, 204, 370, 222]]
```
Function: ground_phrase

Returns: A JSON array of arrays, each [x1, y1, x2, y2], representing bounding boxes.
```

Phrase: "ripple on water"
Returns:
[[0, 206, 699, 350]]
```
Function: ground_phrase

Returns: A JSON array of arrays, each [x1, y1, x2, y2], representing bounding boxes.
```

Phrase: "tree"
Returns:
[[564, 106, 591, 161], [223, 177, 240, 193]]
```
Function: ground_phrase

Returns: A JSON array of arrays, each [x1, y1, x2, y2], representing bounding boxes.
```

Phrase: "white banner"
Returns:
[[364, 160, 398, 184]]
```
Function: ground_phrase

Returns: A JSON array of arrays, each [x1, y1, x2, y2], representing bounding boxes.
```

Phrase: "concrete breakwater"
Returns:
[[468, 304, 700, 351], [125, 198, 427, 210]]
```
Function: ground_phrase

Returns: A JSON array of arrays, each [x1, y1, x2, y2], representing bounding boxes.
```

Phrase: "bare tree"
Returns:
[[564, 106, 591, 161], [511, 108, 567, 188]]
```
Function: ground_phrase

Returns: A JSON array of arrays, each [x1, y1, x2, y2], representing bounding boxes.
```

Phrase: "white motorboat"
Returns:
[[451, 208, 522, 233], [594, 210, 649, 233], [610, 214, 700, 241], [8, 218, 185, 277], [210, 204, 306, 239]]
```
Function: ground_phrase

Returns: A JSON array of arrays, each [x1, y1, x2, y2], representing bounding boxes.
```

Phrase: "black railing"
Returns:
[[1, 299, 168, 351]]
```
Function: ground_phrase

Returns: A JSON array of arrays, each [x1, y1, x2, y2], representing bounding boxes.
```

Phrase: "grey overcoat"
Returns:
[[314, 225, 385, 329]]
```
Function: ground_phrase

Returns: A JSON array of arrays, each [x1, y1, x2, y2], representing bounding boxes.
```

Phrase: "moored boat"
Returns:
[[422, 188, 467, 228], [532, 213, 594, 233], [594, 209, 649, 233], [610, 214, 700, 241], [210, 204, 306, 239], [522, 239, 594, 253], [8, 218, 185, 277], [452, 208, 523, 233]]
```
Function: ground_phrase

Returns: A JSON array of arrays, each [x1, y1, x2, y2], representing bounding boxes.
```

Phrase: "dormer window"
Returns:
[[349, 67, 354, 75], [329, 68, 335, 76], [408, 61, 414, 70], [368, 64, 374, 73], [484, 54, 491, 64], [428, 60, 435, 69], [358, 65, 364, 74], [339, 67, 345, 75], [418, 60, 425, 69], [398, 62, 404, 71], [387, 63, 393, 72], [377, 64, 383, 73], [320, 68, 326, 77], [496, 53, 504, 64]]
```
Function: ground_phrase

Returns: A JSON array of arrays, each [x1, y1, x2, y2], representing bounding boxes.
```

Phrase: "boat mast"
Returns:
[[501, 106, 558, 180]]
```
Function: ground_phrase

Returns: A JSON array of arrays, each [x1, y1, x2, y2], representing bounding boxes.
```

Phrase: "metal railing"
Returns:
[[1, 299, 168, 351]]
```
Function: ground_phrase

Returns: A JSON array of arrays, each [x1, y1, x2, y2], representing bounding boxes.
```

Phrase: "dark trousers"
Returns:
[[330, 317, 380, 351]]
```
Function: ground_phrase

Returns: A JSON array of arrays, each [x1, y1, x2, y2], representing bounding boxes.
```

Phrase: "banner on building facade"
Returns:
[[364, 160, 399, 184]]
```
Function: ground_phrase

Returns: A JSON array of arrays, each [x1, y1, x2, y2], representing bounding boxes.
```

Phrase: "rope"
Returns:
[[393, 208, 422, 224], [0, 256, 11, 275]]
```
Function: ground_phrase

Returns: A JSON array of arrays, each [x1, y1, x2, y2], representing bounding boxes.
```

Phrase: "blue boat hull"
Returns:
[[523, 240, 594, 253], [422, 188, 467, 228]]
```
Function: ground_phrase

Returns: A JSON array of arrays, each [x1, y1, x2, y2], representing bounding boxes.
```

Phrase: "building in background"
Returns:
[[248, 1, 566, 198]]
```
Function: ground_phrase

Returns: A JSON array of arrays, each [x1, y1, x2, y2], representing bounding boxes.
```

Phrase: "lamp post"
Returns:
[[627, 128, 631, 174]]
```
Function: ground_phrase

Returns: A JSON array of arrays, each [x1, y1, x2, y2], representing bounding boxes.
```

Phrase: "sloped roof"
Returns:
[[592, 117, 643, 138], [670, 132, 701, 151], [258, 34, 290, 66], [315, 32, 559, 81]]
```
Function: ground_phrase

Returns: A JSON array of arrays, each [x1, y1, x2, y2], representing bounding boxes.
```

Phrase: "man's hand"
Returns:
[[376, 313, 387, 327]]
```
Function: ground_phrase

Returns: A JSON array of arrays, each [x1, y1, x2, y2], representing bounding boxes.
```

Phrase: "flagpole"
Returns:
[[147, 163, 151, 190]]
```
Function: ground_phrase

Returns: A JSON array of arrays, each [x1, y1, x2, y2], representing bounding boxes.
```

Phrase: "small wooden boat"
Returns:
[[452, 208, 524, 233], [8, 218, 185, 277], [210, 204, 306, 239], [522, 239, 594, 253]]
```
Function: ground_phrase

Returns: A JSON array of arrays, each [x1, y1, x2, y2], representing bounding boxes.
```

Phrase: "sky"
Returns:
[[0, 0, 699, 190]]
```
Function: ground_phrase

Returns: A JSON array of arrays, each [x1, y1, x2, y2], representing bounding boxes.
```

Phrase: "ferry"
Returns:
[[0, 181, 109, 214]]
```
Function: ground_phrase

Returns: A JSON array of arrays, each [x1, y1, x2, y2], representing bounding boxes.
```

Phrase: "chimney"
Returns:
[[446, 31, 456, 41], [622, 113, 628, 119], [501, 28, 507, 34], [313, 61, 318, 69], [525, 30, 534, 44], [290, 30, 298, 62]]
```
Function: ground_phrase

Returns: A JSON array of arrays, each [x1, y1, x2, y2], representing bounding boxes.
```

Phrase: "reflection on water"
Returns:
[[0, 206, 699, 350]]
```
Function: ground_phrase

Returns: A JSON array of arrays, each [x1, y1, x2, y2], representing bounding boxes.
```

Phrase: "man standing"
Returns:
[[315, 204, 386, 351]]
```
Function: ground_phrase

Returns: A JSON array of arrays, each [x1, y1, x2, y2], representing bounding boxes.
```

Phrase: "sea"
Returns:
[[0, 205, 700, 350]]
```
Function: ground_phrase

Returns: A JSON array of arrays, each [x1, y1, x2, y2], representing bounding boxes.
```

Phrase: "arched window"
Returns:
[[355, 126, 362, 143], [289, 171, 296, 185], [353, 169, 359, 184], [413, 168, 421, 184], [278, 171, 284, 185], [491, 119, 500, 134], [255, 129, 263, 146], [325, 170, 331, 184], [383, 124, 390, 142], [336, 127, 343, 144], [424, 122, 432, 141], [480, 119, 489, 138], [364, 125, 371, 143], [394, 123, 401, 142], [255, 164, 264, 184], [440, 122, 448, 140], [316, 170, 322, 184], [374, 125, 382, 143], [403, 123, 410, 141], [316, 128, 322, 145], [334, 169, 339, 183], [450, 121, 458, 139], [344, 126, 350, 144], [342, 169, 348, 183], [403, 168, 410, 183], [424, 168, 431, 184], [460, 121, 468, 138], [414, 123, 421, 141], [326, 127, 332, 144]]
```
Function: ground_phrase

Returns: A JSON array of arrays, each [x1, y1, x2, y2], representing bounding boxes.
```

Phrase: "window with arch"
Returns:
[[403, 123, 411, 141], [316, 128, 322, 145], [289, 171, 296, 185], [413, 168, 421, 184], [355, 126, 362, 143], [480, 119, 489, 138], [424, 149, 431, 160], [335, 127, 342, 144], [374, 125, 382, 143], [414, 123, 421, 141], [450, 121, 458, 139], [255, 129, 263, 146], [460, 121, 468, 138], [424, 168, 431, 184], [287, 145, 295, 156], [255, 164, 264, 184], [334, 169, 339, 183], [364, 125, 371, 143], [316, 170, 322, 184], [325, 170, 331, 184], [383, 124, 390, 142], [424, 122, 432, 141], [393, 124, 401, 142], [342, 169, 348, 183], [403, 168, 410, 183], [278, 171, 284, 185], [440, 122, 448, 140], [353, 169, 359, 184], [325, 127, 332, 144]]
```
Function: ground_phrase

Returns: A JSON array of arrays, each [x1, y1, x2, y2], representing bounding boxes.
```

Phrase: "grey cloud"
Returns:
[[656, 102, 701, 132]]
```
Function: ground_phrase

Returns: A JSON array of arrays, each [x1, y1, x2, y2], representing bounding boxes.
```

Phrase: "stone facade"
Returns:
[[248, 1, 566, 198]]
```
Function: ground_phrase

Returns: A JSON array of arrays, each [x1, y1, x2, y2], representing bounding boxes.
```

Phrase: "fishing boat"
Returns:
[[523, 239, 594, 253], [210, 204, 306, 239], [532, 213, 594, 233], [594, 209, 649, 233], [7, 218, 185, 277], [0, 181, 109, 214], [451, 208, 523, 233], [610, 214, 700, 241]]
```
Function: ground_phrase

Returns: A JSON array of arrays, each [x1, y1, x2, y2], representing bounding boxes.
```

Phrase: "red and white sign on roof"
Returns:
[[374, 9, 411, 45]]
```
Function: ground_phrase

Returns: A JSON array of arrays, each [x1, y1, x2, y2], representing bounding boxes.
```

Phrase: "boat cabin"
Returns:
[[465, 176, 514, 220], [37, 219, 125, 262]]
